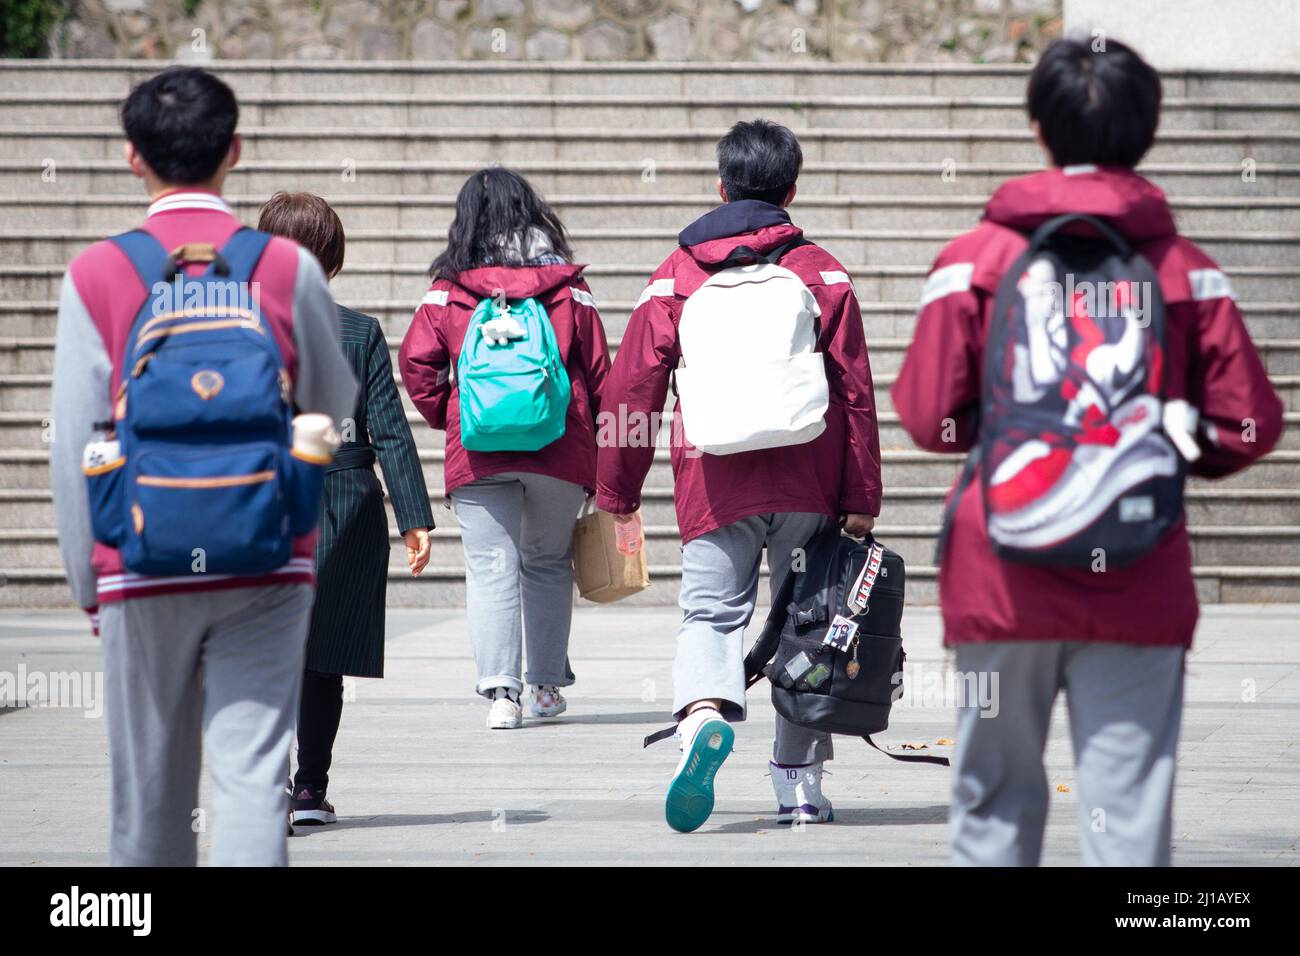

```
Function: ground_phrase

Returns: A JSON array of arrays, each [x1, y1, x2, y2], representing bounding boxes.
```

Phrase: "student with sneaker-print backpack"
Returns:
[[400, 168, 611, 731], [596, 120, 883, 833], [892, 37, 1284, 866], [50, 68, 356, 866]]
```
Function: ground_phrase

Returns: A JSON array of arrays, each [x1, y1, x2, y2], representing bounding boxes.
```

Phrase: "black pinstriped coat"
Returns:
[[304, 305, 434, 677]]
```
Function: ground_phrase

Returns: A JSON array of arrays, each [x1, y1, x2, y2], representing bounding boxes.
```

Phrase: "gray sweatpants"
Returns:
[[450, 471, 587, 698], [100, 583, 313, 866], [949, 641, 1185, 866], [676, 512, 834, 766]]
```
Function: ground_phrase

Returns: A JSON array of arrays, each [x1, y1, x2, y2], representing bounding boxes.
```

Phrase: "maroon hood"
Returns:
[[451, 262, 586, 299], [983, 167, 1178, 243]]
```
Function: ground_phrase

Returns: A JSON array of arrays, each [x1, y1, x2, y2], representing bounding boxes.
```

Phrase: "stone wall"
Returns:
[[52, 0, 1061, 62]]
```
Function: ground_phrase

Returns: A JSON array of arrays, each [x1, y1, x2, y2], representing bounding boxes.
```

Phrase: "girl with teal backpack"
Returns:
[[399, 168, 612, 730]]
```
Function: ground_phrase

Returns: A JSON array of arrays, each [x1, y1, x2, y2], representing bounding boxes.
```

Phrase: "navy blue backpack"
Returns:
[[83, 228, 326, 576]]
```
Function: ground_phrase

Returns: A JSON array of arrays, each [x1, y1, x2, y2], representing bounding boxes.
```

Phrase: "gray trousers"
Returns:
[[676, 511, 834, 766], [100, 583, 313, 866], [949, 641, 1185, 866], [451, 471, 587, 698]]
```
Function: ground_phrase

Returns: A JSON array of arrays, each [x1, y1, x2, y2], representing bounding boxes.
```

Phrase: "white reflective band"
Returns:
[[635, 278, 675, 309], [919, 262, 974, 308], [422, 289, 449, 306], [1189, 268, 1234, 302], [820, 270, 852, 286], [569, 286, 597, 309]]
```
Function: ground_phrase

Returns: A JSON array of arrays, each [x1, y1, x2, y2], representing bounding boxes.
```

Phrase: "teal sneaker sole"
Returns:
[[664, 718, 734, 833]]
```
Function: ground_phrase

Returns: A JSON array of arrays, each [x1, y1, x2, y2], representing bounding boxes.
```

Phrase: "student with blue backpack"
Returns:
[[400, 168, 611, 730], [50, 68, 356, 865], [893, 38, 1284, 865]]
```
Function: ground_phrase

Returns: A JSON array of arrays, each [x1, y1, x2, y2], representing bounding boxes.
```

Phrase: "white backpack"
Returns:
[[675, 241, 830, 456]]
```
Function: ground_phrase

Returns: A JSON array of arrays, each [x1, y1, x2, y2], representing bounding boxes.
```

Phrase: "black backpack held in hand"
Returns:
[[746, 527, 947, 766], [642, 525, 946, 767]]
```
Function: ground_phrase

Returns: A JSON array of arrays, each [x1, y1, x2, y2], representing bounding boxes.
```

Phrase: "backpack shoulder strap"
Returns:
[[742, 556, 800, 688], [108, 229, 171, 289], [861, 735, 950, 766], [715, 236, 810, 272], [1026, 212, 1133, 260], [213, 227, 273, 282]]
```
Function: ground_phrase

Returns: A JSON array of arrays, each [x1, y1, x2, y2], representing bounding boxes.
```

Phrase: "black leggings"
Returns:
[[294, 671, 344, 792]]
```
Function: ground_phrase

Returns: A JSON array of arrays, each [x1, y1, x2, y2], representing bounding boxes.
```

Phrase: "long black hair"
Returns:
[[429, 167, 573, 279]]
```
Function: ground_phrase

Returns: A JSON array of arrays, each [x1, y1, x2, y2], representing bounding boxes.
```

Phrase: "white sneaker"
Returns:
[[771, 761, 834, 824], [664, 707, 734, 833], [487, 696, 522, 730], [529, 685, 567, 718]]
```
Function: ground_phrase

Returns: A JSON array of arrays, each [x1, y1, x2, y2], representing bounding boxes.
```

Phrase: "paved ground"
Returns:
[[1, 605, 1296, 866]]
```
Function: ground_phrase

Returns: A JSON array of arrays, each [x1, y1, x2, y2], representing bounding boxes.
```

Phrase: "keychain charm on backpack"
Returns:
[[846, 638, 861, 680], [479, 311, 527, 346]]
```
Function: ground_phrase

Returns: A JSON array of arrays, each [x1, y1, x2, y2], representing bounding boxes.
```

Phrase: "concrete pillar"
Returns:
[[1063, 0, 1300, 70]]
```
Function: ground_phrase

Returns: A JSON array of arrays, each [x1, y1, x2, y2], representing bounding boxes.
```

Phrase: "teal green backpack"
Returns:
[[457, 296, 571, 452]]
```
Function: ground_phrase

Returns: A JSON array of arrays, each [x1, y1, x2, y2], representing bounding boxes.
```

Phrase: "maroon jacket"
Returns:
[[892, 167, 1284, 648], [399, 263, 611, 495], [596, 200, 883, 543]]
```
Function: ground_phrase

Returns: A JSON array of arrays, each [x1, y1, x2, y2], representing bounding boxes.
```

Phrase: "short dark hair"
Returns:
[[121, 67, 239, 185], [716, 119, 802, 205], [1027, 37, 1161, 168], [258, 192, 346, 279]]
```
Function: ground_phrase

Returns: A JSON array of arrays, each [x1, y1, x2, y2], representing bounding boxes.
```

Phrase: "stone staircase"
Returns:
[[1, 60, 1298, 607]]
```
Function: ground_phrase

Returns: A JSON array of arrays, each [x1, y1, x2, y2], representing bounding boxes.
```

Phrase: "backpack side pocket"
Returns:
[[83, 452, 127, 547]]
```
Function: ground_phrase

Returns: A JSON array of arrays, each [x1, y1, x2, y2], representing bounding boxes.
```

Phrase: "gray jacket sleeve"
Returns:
[[50, 272, 112, 610], [291, 247, 358, 426]]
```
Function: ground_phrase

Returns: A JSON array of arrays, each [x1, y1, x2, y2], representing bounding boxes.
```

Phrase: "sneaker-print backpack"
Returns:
[[938, 212, 1193, 568]]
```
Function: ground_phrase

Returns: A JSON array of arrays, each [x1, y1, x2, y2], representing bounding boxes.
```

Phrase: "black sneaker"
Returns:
[[290, 785, 337, 826]]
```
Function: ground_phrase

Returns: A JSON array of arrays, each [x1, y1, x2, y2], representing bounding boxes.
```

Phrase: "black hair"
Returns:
[[716, 119, 803, 206], [429, 167, 573, 279], [1027, 36, 1162, 168], [121, 67, 239, 185]]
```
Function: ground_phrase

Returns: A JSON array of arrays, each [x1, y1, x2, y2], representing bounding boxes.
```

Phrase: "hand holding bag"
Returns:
[[572, 501, 650, 604]]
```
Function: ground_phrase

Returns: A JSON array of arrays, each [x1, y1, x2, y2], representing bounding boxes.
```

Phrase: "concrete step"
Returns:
[[8, 92, 1300, 131], [4, 61, 1298, 100], [4, 563, 1299, 610], [6, 225, 1300, 269], [5, 298, 1299, 343], [5, 406, 1299, 461], [4, 447, 1300, 493], [7, 125, 1300, 164], [8, 484, 1300, 532], [5, 395, 1300, 460], [8, 261, 1300, 306], [7, 160, 1300, 200], [9, 332, 1300, 376], [5, 522, 1300, 571], [2, 192, 1300, 234], [5, 366, 1300, 417]]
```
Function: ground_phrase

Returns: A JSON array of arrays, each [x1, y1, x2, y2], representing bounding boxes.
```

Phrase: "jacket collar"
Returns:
[[146, 189, 234, 219]]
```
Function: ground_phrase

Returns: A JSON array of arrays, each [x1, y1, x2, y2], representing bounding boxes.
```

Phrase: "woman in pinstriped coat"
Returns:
[[259, 192, 435, 826]]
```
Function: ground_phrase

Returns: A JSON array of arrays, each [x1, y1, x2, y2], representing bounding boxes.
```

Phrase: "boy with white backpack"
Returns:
[[596, 120, 883, 832]]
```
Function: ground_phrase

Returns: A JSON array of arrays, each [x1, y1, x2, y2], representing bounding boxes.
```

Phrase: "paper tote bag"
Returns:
[[572, 506, 650, 603]]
